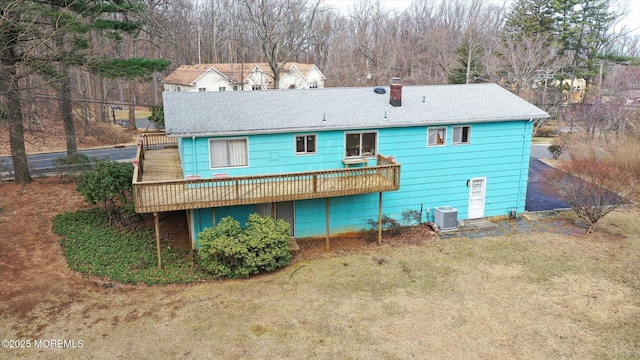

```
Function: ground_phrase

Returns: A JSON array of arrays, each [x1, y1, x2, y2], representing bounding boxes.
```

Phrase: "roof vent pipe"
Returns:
[[390, 77, 402, 107]]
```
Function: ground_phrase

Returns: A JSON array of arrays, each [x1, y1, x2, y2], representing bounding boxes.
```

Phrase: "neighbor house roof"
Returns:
[[163, 83, 549, 137], [163, 62, 324, 88]]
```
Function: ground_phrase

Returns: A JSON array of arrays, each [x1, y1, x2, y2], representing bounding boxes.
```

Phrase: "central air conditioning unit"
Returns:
[[434, 206, 458, 231]]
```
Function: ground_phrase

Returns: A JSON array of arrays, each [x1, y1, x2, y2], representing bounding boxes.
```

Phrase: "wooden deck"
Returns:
[[132, 134, 401, 214], [140, 148, 183, 182]]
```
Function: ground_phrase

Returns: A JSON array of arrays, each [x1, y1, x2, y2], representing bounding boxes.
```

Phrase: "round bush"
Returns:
[[198, 214, 292, 279]]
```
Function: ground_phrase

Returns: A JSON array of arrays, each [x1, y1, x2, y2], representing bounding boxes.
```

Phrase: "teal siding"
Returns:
[[187, 120, 533, 243], [179, 132, 366, 177]]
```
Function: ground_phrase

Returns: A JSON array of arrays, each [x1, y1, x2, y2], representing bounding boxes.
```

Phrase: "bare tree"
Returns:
[[491, 34, 557, 95], [243, 0, 325, 89], [544, 158, 637, 233], [349, 0, 389, 74]]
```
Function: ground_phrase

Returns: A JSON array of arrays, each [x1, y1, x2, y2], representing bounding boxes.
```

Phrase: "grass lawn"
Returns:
[[9, 208, 639, 359], [113, 109, 151, 121]]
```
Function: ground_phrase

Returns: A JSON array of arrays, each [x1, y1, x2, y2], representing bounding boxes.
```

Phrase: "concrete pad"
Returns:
[[458, 219, 498, 231], [521, 210, 560, 221]]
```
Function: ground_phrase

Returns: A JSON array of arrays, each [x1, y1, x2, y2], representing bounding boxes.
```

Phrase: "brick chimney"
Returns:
[[389, 77, 402, 107]]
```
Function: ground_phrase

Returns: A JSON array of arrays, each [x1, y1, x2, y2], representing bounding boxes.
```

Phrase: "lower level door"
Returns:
[[256, 201, 295, 237], [468, 177, 486, 219]]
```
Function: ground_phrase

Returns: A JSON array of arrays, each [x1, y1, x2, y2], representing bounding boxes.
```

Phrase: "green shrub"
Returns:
[[198, 214, 292, 279], [54, 208, 212, 285], [148, 104, 165, 129], [548, 144, 563, 160], [76, 160, 134, 225]]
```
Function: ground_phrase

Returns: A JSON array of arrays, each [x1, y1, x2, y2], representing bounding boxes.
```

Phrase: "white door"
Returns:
[[468, 177, 486, 219]]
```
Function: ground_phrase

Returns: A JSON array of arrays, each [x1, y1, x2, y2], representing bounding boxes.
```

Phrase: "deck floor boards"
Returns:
[[141, 149, 183, 182]]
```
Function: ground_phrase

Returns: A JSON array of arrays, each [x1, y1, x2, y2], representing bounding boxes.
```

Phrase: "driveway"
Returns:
[[525, 144, 569, 211]]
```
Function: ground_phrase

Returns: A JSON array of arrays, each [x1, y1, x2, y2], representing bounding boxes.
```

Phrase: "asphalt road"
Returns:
[[525, 144, 569, 211], [0, 119, 149, 180], [0, 146, 138, 180]]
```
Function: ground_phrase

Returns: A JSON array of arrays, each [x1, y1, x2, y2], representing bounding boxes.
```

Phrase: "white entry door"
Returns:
[[468, 177, 486, 219]]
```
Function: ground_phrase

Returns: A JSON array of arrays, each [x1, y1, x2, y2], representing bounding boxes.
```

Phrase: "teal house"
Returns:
[[134, 82, 548, 247]]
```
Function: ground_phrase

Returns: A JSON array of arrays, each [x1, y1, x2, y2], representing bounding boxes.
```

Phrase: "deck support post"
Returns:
[[186, 209, 194, 266], [154, 212, 162, 269], [325, 198, 330, 252], [378, 192, 383, 245]]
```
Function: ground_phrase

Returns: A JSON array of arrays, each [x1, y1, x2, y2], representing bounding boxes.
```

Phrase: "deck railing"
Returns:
[[133, 134, 401, 213], [143, 132, 177, 150]]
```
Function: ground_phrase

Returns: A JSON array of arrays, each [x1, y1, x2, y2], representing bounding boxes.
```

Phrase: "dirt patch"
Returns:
[[0, 179, 96, 335], [140, 211, 192, 250]]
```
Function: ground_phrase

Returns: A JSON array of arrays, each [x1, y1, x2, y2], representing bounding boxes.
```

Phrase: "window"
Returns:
[[209, 138, 248, 168], [428, 127, 446, 146], [218, 87, 226, 92], [453, 126, 470, 145], [176, 86, 181, 92], [345, 132, 377, 157], [252, 85, 262, 91], [198, 87, 206, 92], [295, 135, 316, 155]]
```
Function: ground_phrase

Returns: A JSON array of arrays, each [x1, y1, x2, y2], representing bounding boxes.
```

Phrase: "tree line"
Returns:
[[2, 0, 639, 185]]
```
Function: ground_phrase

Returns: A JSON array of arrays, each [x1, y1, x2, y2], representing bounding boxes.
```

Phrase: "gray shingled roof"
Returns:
[[163, 83, 549, 137]]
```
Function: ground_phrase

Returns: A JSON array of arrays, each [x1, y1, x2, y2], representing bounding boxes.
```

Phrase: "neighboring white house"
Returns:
[[163, 62, 326, 92]]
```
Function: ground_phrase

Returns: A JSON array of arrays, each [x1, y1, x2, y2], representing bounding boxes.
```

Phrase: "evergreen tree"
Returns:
[[35, 0, 170, 156], [1, 0, 169, 185], [554, 0, 619, 86], [1, 0, 37, 185], [504, 0, 555, 41], [502, 0, 623, 90], [552, 0, 618, 85], [448, 31, 485, 85]]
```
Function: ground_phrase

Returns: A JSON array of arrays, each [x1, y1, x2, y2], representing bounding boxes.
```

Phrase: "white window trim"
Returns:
[[427, 127, 447, 147], [345, 131, 378, 158], [452, 125, 471, 145], [294, 134, 317, 155], [208, 137, 249, 169]]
